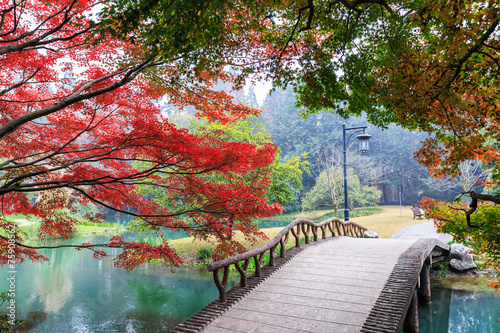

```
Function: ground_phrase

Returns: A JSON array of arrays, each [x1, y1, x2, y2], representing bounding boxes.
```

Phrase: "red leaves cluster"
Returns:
[[76, 242, 106, 259], [109, 236, 183, 271], [0, 219, 49, 265]]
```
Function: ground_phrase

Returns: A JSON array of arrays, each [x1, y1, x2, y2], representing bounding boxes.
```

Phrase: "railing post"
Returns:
[[253, 254, 263, 277], [335, 221, 342, 235], [269, 245, 277, 267], [213, 267, 229, 303], [291, 225, 301, 247], [234, 260, 249, 287], [279, 237, 286, 257], [302, 223, 310, 244], [328, 222, 335, 237]]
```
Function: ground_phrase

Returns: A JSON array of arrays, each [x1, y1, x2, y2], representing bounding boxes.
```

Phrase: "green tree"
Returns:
[[190, 116, 309, 207], [302, 168, 381, 212]]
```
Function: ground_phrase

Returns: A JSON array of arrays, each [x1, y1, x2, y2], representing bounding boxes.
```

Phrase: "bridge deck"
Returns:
[[201, 237, 416, 333]]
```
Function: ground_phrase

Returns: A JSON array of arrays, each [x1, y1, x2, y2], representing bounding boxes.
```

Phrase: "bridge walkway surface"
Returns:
[[201, 237, 416, 333], [171, 219, 449, 333]]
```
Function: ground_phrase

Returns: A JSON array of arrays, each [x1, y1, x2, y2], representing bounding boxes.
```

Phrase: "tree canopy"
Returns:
[[240, 0, 500, 203]]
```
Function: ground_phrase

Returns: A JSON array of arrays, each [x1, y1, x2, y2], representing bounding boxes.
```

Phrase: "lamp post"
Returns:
[[402, 175, 411, 206], [399, 175, 411, 216], [342, 124, 372, 221]]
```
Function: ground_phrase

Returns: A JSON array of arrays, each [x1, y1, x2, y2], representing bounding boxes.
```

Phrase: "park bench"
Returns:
[[411, 206, 424, 219]]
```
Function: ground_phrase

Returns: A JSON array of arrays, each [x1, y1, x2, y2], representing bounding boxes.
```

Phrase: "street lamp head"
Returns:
[[356, 133, 372, 153]]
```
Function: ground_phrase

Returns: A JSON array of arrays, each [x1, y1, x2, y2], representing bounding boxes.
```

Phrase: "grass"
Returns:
[[169, 205, 425, 263], [350, 205, 424, 238], [1, 213, 125, 241], [75, 224, 125, 235]]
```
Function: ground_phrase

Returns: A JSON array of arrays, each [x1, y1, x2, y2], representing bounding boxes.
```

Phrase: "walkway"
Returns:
[[201, 237, 416, 333], [391, 220, 451, 243]]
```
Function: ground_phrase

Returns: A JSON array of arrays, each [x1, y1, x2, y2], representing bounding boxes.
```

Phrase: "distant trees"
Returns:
[[260, 88, 458, 212], [302, 168, 381, 213]]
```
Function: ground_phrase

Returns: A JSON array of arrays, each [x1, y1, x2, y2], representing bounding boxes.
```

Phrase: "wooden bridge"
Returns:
[[171, 218, 449, 333]]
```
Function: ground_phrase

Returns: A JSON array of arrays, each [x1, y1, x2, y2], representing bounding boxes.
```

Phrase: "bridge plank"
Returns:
[[245, 290, 372, 313], [203, 308, 362, 333], [200, 237, 416, 333]]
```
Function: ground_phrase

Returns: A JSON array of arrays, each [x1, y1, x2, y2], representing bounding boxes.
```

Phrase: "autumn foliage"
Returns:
[[421, 198, 500, 268], [0, 0, 282, 269]]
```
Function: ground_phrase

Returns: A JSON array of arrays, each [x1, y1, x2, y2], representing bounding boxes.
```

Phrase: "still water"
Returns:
[[419, 277, 500, 333], [0, 233, 237, 332]]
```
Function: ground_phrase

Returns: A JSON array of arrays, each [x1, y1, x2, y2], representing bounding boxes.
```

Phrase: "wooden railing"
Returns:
[[207, 217, 367, 303]]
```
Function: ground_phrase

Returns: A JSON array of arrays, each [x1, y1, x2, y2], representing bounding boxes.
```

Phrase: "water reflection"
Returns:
[[257, 218, 291, 229], [0, 234, 236, 332], [419, 277, 500, 333]]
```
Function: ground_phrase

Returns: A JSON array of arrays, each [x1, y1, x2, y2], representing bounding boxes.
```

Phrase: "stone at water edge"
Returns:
[[364, 231, 379, 238], [449, 243, 477, 272]]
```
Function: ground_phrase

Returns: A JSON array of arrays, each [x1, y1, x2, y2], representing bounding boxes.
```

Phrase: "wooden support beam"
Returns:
[[418, 256, 432, 305], [403, 289, 419, 333]]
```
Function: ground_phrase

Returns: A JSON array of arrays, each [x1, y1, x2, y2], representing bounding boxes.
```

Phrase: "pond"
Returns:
[[0, 233, 237, 332], [419, 277, 500, 333]]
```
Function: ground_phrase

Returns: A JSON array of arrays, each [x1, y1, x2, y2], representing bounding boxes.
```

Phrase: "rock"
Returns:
[[448, 244, 477, 272], [364, 231, 379, 238], [449, 258, 477, 272]]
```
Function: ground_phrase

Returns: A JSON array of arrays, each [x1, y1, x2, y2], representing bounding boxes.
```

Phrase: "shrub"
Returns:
[[197, 247, 213, 261]]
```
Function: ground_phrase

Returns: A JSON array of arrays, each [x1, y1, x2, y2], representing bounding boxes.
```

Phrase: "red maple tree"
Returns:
[[0, 0, 282, 269]]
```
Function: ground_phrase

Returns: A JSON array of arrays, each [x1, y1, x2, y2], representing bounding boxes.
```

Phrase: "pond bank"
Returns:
[[431, 261, 500, 279]]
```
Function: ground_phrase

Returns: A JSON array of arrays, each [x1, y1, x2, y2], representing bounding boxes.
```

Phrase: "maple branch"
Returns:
[[0, 1, 20, 36], [436, 97, 462, 140], [336, 0, 395, 15], [0, 109, 108, 172], [0, 60, 153, 141], [450, 190, 500, 228], [467, 190, 500, 205], [475, 50, 500, 69], [0, 160, 169, 194], [449, 196, 482, 228], [25, 41, 94, 53], [483, 43, 500, 51], [277, 0, 315, 63], [0, 67, 40, 97], [67, 186, 241, 227], [0, 0, 25, 38], [0, 234, 122, 250], [0, 0, 81, 50], [438, 18, 499, 96]]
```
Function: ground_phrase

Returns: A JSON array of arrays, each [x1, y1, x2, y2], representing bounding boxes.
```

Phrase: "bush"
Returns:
[[197, 247, 213, 261]]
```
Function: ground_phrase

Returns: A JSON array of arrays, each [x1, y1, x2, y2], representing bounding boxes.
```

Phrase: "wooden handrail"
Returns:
[[207, 217, 368, 302]]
